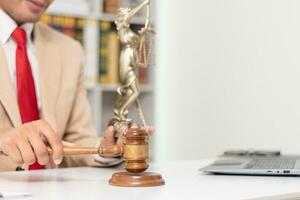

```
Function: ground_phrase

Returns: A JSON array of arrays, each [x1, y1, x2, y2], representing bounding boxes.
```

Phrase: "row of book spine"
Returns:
[[40, 14, 148, 85], [41, 15, 84, 44]]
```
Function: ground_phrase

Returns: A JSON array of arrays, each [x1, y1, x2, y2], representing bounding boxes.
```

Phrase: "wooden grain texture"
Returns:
[[109, 172, 165, 187]]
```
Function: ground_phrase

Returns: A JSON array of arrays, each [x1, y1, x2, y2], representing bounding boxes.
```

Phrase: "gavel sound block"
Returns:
[[48, 128, 165, 187]]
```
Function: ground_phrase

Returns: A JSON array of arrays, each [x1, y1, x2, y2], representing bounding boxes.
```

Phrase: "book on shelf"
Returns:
[[99, 21, 120, 84], [103, 0, 121, 14], [107, 32, 120, 84], [99, 21, 110, 83]]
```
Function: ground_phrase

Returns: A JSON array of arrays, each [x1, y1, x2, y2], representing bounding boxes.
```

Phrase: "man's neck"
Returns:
[[0, 9, 34, 44], [0, 8, 24, 26]]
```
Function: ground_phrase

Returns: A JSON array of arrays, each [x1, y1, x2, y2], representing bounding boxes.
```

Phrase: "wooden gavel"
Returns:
[[48, 128, 149, 173], [48, 128, 165, 187]]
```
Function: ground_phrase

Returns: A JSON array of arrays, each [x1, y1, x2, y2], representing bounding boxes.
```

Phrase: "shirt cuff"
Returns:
[[94, 154, 123, 165]]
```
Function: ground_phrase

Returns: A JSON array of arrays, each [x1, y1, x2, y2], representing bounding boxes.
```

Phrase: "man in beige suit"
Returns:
[[0, 0, 154, 171]]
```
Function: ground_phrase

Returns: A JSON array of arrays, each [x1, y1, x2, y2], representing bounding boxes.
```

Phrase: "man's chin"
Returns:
[[17, 14, 42, 24]]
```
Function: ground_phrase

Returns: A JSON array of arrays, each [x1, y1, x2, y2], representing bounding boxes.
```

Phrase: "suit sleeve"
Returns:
[[60, 43, 121, 168]]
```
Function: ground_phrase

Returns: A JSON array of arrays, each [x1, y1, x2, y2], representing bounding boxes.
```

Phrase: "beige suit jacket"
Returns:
[[0, 22, 108, 171]]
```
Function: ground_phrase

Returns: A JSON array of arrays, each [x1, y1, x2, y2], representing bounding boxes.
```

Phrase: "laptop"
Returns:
[[200, 150, 300, 176]]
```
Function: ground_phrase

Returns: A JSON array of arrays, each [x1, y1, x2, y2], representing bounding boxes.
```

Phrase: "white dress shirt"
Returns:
[[0, 9, 41, 110]]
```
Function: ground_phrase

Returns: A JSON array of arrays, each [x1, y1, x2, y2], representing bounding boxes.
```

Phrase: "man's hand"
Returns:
[[100, 125, 155, 158], [0, 120, 63, 166]]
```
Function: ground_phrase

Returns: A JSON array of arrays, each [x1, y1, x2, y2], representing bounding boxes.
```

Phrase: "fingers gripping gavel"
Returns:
[[48, 128, 149, 173]]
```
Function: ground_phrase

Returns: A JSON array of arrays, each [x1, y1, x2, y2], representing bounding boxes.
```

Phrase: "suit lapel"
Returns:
[[34, 23, 62, 132], [0, 44, 21, 127]]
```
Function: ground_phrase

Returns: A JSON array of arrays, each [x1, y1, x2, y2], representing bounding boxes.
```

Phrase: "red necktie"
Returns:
[[12, 27, 45, 170]]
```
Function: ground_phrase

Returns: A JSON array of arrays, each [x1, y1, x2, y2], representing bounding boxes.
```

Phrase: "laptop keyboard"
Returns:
[[246, 158, 296, 169]]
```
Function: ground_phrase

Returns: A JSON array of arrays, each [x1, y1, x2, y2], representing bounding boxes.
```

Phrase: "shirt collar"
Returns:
[[0, 9, 34, 45]]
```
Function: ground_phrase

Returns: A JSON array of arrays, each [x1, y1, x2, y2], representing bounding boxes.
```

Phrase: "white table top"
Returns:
[[1, 159, 300, 200]]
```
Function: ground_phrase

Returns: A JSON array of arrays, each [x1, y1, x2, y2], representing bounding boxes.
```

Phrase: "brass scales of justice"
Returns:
[[48, 0, 165, 187]]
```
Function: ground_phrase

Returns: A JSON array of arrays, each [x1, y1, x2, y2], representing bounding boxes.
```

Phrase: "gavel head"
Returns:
[[123, 128, 149, 173]]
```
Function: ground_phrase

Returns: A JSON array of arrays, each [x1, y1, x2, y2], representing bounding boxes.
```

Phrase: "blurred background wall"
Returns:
[[155, 0, 300, 161]]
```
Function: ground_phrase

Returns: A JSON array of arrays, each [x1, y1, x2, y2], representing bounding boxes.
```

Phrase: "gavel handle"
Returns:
[[47, 145, 123, 157]]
